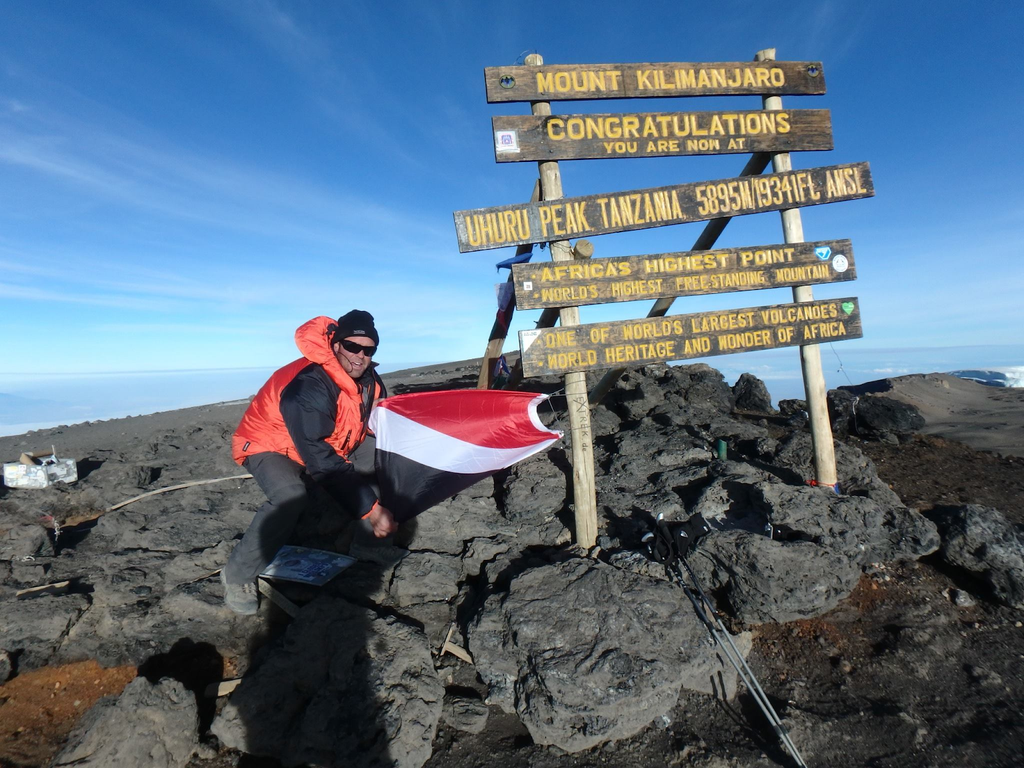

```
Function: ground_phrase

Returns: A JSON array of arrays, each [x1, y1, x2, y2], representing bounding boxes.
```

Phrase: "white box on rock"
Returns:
[[2, 451, 78, 489]]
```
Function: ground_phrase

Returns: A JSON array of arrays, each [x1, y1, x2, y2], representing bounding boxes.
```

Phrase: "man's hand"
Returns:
[[365, 502, 398, 538]]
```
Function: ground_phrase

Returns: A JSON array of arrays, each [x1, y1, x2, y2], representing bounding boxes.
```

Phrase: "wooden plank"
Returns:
[[257, 578, 300, 618], [513, 239, 855, 309], [519, 297, 862, 377], [16, 581, 71, 599], [453, 162, 873, 252], [439, 624, 474, 664], [485, 61, 825, 102], [492, 109, 832, 162]]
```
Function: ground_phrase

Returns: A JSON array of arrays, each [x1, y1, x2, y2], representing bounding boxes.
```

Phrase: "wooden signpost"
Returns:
[[492, 109, 833, 162], [485, 61, 825, 102], [513, 240, 855, 309], [455, 50, 871, 548], [519, 297, 862, 377], [454, 162, 872, 252]]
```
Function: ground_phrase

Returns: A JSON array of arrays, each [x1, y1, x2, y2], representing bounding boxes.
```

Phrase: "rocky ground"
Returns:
[[1, 361, 1022, 768]]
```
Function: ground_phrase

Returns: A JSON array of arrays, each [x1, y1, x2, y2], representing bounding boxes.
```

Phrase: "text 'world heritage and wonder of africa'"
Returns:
[[519, 298, 862, 377]]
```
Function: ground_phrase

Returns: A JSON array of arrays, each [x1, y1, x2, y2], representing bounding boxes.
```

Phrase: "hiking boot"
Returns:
[[220, 569, 259, 615]]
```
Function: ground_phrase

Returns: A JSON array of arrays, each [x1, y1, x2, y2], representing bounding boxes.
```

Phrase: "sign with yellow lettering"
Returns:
[[513, 240, 856, 309], [492, 109, 832, 162], [485, 61, 825, 102], [519, 298, 862, 377], [454, 162, 873, 252]]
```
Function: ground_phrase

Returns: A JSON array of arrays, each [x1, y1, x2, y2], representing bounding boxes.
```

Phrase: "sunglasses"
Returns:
[[339, 339, 377, 357]]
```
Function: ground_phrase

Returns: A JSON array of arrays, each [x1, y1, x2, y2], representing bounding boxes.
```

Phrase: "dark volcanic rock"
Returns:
[[469, 558, 745, 752], [441, 693, 489, 734], [211, 596, 442, 768], [0, 362, 967, 768], [827, 388, 858, 436], [1, 593, 91, 670], [665, 363, 735, 414], [49, 546, 256, 670], [697, 531, 861, 624], [779, 399, 807, 418], [732, 372, 776, 414], [931, 504, 1024, 608], [853, 395, 925, 440], [52, 676, 198, 768], [772, 431, 905, 507], [0, 522, 54, 561]]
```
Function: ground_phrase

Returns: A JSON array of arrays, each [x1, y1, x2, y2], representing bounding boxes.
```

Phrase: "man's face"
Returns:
[[333, 335, 375, 378]]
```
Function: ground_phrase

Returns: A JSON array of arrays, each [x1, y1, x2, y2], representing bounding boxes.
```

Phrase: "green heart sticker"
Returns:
[[841, 301, 855, 315]]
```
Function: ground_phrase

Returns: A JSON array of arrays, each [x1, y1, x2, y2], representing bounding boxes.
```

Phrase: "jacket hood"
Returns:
[[294, 316, 358, 394]]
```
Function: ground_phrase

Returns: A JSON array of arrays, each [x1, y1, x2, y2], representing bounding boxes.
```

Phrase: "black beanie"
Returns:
[[333, 309, 379, 346]]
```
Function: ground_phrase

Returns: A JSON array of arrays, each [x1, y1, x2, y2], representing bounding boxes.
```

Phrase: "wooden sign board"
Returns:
[[513, 240, 855, 309], [492, 109, 832, 162], [519, 297, 862, 377], [485, 61, 825, 102], [454, 162, 873, 253]]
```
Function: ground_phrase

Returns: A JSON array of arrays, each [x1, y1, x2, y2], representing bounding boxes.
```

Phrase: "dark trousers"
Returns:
[[223, 452, 309, 584], [223, 443, 382, 584]]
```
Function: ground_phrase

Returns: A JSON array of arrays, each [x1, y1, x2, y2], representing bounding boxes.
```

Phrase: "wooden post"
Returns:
[[588, 151, 771, 404], [526, 53, 598, 548], [756, 48, 838, 488], [477, 179, 541, 389]]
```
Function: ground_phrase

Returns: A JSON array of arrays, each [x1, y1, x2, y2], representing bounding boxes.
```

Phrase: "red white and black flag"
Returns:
[[368, 390, 562, 522]]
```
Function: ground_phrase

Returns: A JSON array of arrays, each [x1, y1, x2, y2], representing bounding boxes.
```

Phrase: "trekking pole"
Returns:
[[643, 515, 808, 768], [670, 560, 808, 768]]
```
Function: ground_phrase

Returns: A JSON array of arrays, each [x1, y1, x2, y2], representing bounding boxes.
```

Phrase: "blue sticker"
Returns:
[[814, 246, 831, 261]]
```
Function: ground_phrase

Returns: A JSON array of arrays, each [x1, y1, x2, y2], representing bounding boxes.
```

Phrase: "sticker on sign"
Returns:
[[494, 130, 520, 153]]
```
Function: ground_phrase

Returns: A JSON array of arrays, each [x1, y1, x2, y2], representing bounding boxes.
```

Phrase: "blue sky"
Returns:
[[1, 1, 1022, 426]]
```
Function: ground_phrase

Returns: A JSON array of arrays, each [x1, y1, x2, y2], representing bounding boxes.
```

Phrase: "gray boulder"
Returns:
[[732, 373, 776, 414], [51, 547, 257, 670], [441, 693, 489, 734], [772, 431, 906, 507], [390, 551, 462, 607], [758, 484, 940, 565], [931, 505, 1024, 608], [853, 395, 925, 440], [52, 676, 198, 768], [664, 363, 735, 414], [500, 450, 570, 527], [778, 399, 807, 418], [608, 366, 668, 421], [684, 462, 937, 622], [827, 388, 858, 436], [211, 596, 442, 768], [0, 593, 90, 671], [0, 522, 54, 561], [697, 531, 862, 624], [469, 558, 744, 752]]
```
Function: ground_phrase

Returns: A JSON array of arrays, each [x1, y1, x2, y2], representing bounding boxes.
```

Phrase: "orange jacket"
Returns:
[[231, 316, 384, 515]]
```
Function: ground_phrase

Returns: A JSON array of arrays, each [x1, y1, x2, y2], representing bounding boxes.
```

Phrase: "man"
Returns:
[[221, 310, 397, 615]]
